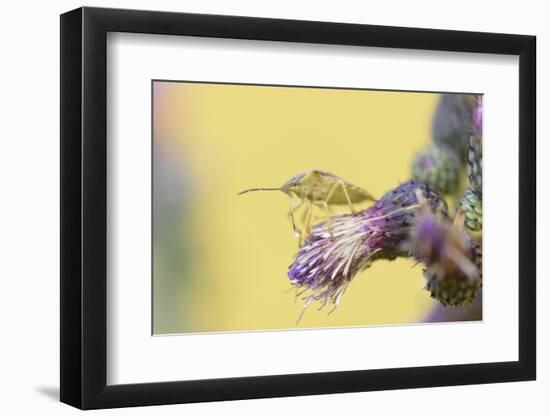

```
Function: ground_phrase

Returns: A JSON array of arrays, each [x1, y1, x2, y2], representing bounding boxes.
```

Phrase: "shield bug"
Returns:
[[239, 169, 375, 242]]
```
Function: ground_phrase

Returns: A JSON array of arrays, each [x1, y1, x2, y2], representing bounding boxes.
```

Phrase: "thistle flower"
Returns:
[[410, 209, 482, 306], [458, 188, 482, 231], [432, 94, 477, 160], [411, 145, 461, 193], [288, 180, 447, 313]]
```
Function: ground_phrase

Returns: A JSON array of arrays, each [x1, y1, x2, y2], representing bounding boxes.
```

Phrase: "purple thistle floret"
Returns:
[[468, 96, 483, 193], [288, 180, 447, 312], [472, 96, 483, 133]]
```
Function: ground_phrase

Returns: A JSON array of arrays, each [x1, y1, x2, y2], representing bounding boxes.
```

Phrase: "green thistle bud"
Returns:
[[411, 145, 461, 194], [459, 188, 482, 231], [426, 271, 480, 306], [468, 134, 483, 193]]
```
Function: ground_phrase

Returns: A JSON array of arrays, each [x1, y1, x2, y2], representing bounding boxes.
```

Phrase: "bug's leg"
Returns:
[[314, 200, 334, 238], [288, 198, 305, 239], [300, 199, 310, 225], [337, 180, 357, 214], [325, 182, 339, 206], [303, 200, 314, 240], [326, 181, 357, 214], [321, 201, 334, 237], [293, 200, 310, 246]]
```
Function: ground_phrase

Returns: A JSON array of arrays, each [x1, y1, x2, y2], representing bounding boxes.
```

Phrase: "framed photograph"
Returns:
[[60, 6, 536, 409]]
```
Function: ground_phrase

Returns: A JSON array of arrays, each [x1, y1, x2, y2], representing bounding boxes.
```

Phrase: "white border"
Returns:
[[107, 33, 519, 385]]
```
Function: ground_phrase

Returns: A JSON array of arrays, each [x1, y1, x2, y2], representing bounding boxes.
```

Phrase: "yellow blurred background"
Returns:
[[153, 81, 443, 334]]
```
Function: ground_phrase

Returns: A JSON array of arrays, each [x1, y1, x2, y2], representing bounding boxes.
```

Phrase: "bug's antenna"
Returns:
[[238, 187, 281, 195]]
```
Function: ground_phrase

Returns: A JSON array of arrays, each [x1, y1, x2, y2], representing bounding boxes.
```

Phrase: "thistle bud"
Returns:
[[410, 210, 482, 306], [468, 134, 483, 193], [459, 188, 482, 231], [411, 145, 461, 194], [432, 94, 477, 160]]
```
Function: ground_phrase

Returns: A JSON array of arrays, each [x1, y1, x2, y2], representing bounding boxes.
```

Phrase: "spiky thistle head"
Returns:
[[409, 207, 482, 306], [458, 187, 482, 232], [467, 132, 483, 193], [288, 180, 447, 313], [411, 145, 461, 194]]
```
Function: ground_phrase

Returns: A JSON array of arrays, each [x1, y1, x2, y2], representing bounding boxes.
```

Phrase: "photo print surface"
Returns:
[[152, 80, 482, 335]]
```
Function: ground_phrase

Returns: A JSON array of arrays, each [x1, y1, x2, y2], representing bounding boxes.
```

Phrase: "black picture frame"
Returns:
[[60, 6, 536, 410]]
